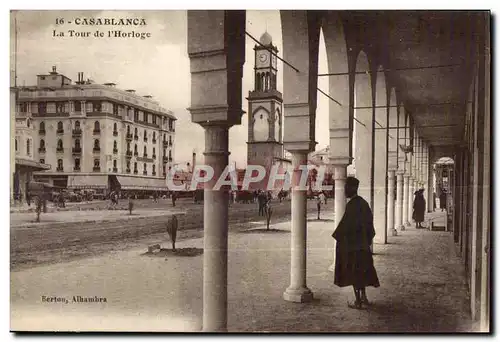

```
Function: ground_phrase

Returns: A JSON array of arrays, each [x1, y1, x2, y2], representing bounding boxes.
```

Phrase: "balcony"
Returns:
[[126, 151, 132, 158], [152, 171, 157, 176], [126, 168, 131, 174], [113, 131, 118, 137], [163, 156, 168, 163], [56, 167, 64, 172], [163, 141, 168, 147], [56, 129, 64, 134], [93, 147, 101, 153], [144, 137, 148, 143], [133, 169, 138, 175], [93, 129, 101, 135], [39, 129, 46, 135], [126, 133, 133, 141], [134, 135, 139, 141], [152, 139, 157, 144], [113, 148, 118, 154], [143, 170, 147, 175], [152, 154, 156, 159], [72, 147, 82, 155], [56, 147, 64, 153], [143, 153, 148, 158], [112, 167, 118, 173], [73, 167, 81, 172], [134, 151, 139, 157], [38, 147, 46, 153], [72, 129, 82, 137], [93, 167, 101, 172]]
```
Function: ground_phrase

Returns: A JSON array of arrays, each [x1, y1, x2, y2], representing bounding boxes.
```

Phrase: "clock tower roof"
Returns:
[[259, 31, 273, 46]]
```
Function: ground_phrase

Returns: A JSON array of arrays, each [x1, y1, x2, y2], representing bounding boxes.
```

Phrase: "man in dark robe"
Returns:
[[332, 177, 380, 309], [412, 189, 426, 228], [439, 189, 447, 212]]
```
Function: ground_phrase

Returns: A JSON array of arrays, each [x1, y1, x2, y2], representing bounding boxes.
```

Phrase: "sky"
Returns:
[[12, 10, 330, 167]]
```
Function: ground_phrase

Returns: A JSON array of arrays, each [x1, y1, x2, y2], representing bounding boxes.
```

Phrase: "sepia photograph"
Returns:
[[8, 8, 491, 333]]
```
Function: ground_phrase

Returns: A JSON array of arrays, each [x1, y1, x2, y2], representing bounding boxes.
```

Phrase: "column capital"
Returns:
[[329, 157, 352, 166]]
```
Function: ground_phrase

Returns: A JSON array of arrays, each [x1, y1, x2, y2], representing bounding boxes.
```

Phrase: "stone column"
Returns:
[[284, 151, 313, 302], [396, 171, 405, 232], [388, 170, 396, 236], [328, 164, 347, 272], [202, 124, 230, 331], [402, 174, 410, 230]]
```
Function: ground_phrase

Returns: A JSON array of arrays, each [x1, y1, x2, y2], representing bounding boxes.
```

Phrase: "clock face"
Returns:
[[259, 53, 268, 63]]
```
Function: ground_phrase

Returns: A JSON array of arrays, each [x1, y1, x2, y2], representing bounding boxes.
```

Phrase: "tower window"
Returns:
[[57, 159, 63, 169]]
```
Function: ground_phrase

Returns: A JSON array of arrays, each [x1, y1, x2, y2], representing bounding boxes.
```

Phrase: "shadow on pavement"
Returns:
[[141, 248, 203, 257]]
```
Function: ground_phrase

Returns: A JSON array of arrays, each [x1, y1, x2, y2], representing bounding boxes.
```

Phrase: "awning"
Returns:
[[116, 176, 168, 191], [68, 175, 108, 189], [15, 157, 51, 171]]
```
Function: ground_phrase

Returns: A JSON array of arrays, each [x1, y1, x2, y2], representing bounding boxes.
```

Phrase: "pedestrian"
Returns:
[[171, 191, 177, 207], [412, 189, 426, 228], [316, 193, 324, 220], [258, 191, 265, 216], [331, 176, 380, 309], [439, 189, 447, 212]]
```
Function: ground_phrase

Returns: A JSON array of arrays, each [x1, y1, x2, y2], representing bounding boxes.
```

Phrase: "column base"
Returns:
[[283, 286, 314, 303], [391, 228, 398, 236]]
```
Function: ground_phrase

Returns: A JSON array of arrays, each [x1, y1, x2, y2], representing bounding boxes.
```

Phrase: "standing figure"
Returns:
[[412, 189, 426, 228], [439, 190, 447, 212], [332, 177, 380, 309], [258, 191, 266, 216], [171, 191, 177, 207], [317, 193, 325, 220]]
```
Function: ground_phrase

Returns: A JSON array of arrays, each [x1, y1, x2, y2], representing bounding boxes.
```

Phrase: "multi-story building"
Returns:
[[14, 66, 176, 195]]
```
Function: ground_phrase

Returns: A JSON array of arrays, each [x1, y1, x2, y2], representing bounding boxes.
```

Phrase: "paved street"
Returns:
[[10, 211, 474, 332], [10, 197, 326, 270]]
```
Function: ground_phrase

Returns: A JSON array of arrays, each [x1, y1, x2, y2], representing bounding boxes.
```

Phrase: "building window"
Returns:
[[93, 121, 100, 133], [144, 129, 147, 142], [75, 120, 81, 130], [144, 112, 148, 123], [93, 139, 100, 151], [38, 102, 47, 114], [127, 142, 131, 151], [75, 139, 81, 149], [74, 158, 81, 171], [113, 141, 118, 149], [113, 103, 118, 115], [39, 121, 45, 133], [143, 146, 147, 157], [26, 119, 31, 128], [153, 132, 156, 142], [134, 127, 138, 139], [143, 163, 147, 175], [57, 121, 64, 133], [134, 162, 138, 174], [127, 125, 131, 134], [40, 159, 45, 164], [152, 147, 156, 158], [152, 165, 156, 175], [134, 109, 139, 122], [93, 159, 100, 171], [113, 159, 117, 171], [39, 139, 45, 152], [56, 102, 65, 113], [57, 139, 63, 151], [113, 122, 118, 132], [26, 139, 31, 155], [134, 144, 138, 156], [15, 139, 17, 151], [57, 159, 63, 171], [152, 115, 157, 125], [169, 150, 172, 159], [93, 101, 102, 112], [169, 136, 172, 145], [19, 103, 28, 112], [74, 101, 81, 112]]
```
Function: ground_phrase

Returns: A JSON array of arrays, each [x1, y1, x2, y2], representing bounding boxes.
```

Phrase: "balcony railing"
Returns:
[[56, 167, 64, 172], [112, 167, 118, 173], [143, 153, 148, 158], [134, 151, 138, 156], [169, 157, 173, 162], [144, 137, 148, 142], [73, 167, 81, 172], [163, 156, 168, 163], [72, 129, 82, 137], [38, 147, 46, 153], [152, 171, 156, 176], [39, 129, 46, 135], [93, 147, 101, 153], [134, 135, 139, 140], [143, 170, 147, 175], [113, 131, 118, 136], [56, 147, 64, 153], [163, 141, 168, 147], [56, 129, 64, 134], [152, 139, 157, 144], [93, 166, 101, 172], [72, 147, 82, 154], [93, 129, 101, 135], [113, 148, 118, 154], [126, 168, 131, 174], [152, 154, 156, 159], [133, 169, 138, 174], [126, 133, 133, 140], [126, 151, 132, 158]]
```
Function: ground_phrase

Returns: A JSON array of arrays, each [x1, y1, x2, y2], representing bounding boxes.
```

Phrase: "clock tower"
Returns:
[[247, 32, 285, 191]]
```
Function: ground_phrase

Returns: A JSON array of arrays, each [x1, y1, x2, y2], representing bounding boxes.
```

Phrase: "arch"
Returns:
[[57, 139, 63, 149], [75, 121, 81, 129], [353, 49, 373, 202], [252, 107, 270, 142]]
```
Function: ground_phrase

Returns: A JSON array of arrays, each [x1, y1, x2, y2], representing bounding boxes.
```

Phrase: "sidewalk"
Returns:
[[10, 210, 473, 332]]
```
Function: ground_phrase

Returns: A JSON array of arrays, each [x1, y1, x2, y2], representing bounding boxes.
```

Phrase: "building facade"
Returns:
[[14, 67, 176, 195]]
